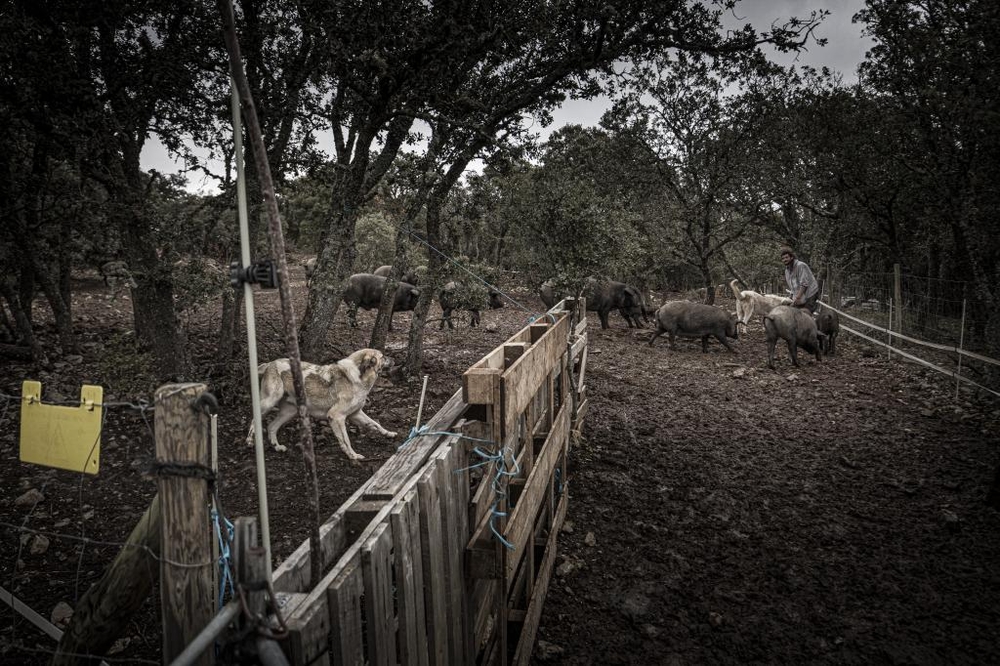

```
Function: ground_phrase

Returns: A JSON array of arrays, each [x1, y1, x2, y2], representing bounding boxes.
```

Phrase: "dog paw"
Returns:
[[274, 444, 288, 452], [385, 431, 398, 439]]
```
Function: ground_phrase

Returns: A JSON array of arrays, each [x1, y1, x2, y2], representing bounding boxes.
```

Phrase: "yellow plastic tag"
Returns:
[[19, 381, 103, 474]]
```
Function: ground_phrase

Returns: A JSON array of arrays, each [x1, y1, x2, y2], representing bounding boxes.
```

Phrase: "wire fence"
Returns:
[[0, 389, 230, 664], [824, 268, 1000, 397]]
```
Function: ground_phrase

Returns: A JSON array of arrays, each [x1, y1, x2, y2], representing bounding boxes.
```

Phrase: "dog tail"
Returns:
[[729, 279, 743, 301]]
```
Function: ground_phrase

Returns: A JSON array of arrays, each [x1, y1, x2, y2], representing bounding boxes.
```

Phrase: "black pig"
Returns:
[[763, 305, 825, 369], [342, 273, 420, 329], [649, 301, 739, 352]]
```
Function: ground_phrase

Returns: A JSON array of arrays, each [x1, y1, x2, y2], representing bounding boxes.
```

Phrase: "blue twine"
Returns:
[[398, 424, 519, 551], [466, 444, 520, 551], [212, 510, 235, 609], [397, 425, 496, 451], [528, 311, 558, 325]]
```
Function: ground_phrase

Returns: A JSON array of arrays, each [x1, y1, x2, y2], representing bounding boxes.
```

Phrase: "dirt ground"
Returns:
[[1, 268, 999, 665]]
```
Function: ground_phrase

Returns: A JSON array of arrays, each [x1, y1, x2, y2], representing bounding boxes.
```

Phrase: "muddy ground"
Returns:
[[1, 269, 999, 665]]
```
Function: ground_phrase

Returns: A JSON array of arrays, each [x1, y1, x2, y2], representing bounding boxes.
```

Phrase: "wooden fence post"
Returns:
[[155, 382, 214, 666], [52, 497, 161, 663], [894, 263, 903, 333]]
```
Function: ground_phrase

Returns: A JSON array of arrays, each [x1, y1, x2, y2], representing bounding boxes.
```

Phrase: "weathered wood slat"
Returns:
[[472, 579, 495, 654], [454, 434, 476, 665], [285, 435, 459, 662], [362, 523, 396, 666], [435, 446, 466, 664], [327, 558, 363, 666], [363, 387, 467, 501], [284, 588, 331, 666], [418, 460, 449, 666], [502, 316, 570, 435], [504, 402, 569, 583], [464, 367, 502, 405], [391, 490, 429, 666], [512, 484, 570, 666], [273, 516, 346, 593]]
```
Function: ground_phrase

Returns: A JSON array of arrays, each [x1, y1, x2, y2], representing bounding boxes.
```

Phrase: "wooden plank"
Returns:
[[504, 402, 569, 584], [570, 333, 587, 362], [362, 523, 396, 666], [512, 484, 570, 666], [327, 557, 364, 666], [418, 460, 449, 666], [466, 511, 502, 580], [287, 435, 460, 664], [285, 592, 331, 666], [435, 446, 465, 664], [472, 579, 496, 655], [454, 435, 476, 666], [504, 342, 530, 366], [345, 499, 385, 536], [464, 367, 502, 405], [575, 397, 589, 427], [273, 516, 346, 593], [391, 491, 429, 666], [362, 388, 467, 501], [575, 343, 588, 394], [467, 345, 506, 372], [502, 315, 570, 435]]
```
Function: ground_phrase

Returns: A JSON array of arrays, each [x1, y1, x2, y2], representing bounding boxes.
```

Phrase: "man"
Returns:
[[780, 246, 819, 313]]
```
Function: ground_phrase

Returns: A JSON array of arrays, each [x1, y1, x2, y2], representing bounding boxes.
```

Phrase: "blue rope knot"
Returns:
[[212, 509, 235, 608], [466, 445, 519, 551]]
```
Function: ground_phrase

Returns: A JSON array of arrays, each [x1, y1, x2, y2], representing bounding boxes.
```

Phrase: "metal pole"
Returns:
[[956, 298, 967, 400], [211, 413, 219, 607], [232, 76, 273, 577], [168, 604, 241, 666]]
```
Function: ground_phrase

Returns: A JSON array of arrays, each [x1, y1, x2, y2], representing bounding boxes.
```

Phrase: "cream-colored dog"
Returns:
[[246, 348, 397, 461], [729, 279, 792, 331]]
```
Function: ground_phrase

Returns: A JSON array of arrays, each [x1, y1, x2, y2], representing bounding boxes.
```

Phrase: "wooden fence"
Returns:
[[216, 296, 588, 664]]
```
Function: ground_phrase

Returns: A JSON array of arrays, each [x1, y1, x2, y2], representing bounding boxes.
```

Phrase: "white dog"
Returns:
[[729, 279, 792, 330], [246, 348, 397, 461]]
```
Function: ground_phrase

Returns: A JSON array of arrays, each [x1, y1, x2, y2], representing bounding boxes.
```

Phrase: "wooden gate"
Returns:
[[265, 297, 588, 665]]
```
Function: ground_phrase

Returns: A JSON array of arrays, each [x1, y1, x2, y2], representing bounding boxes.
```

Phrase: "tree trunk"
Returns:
[[0, 282, 48, 366], [123, 208, 188, 380], [18, 263, 34, 328], [32, 263, 77, 354], [701, 259, 715, 305], [369, 229, 411, 351], [52, 497, 160, 665], [299, 206, 358, 360], [217, 288, 241, 362], [404, 191, 450, 377]]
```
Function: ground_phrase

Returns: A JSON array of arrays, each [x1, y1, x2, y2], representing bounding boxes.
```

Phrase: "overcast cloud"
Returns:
[[142, 1, 874, 189]]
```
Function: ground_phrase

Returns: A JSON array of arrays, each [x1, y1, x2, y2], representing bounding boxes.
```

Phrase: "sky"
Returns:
[[141, 0, 874, 191]]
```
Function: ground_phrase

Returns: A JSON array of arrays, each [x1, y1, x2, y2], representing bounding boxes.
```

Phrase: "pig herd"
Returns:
[[305, 260, 504, 330], [304, 258, 840, 371], [540, 276, 840, 371]]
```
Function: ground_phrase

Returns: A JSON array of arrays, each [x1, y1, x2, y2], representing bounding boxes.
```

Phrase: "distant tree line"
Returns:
[[3, 0, 996, 379]]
